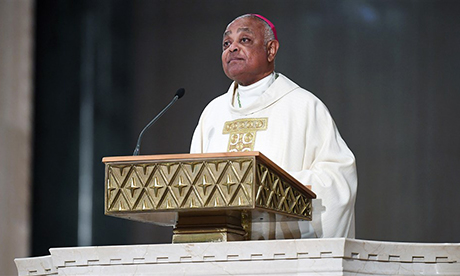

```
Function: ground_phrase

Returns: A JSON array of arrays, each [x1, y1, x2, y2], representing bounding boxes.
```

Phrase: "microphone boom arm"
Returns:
[[133, 89, 184, 156]]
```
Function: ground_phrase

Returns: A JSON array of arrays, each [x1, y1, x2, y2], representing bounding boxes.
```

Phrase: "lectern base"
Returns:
[[172, 211, 246, 243], [173, 229, 245, 243]]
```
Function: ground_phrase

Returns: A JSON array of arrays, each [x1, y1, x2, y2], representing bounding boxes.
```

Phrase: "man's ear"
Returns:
[[267, 40, 280, 63]]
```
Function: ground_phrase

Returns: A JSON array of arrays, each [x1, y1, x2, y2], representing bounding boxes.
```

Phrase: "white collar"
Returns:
[[235, 72, 276, 108]]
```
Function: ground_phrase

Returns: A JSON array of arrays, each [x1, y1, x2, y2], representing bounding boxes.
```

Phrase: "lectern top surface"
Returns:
[[102, 151, 266, 163]]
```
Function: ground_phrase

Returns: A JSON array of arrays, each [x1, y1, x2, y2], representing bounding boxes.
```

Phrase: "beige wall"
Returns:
[[0, 0, 34, 274]]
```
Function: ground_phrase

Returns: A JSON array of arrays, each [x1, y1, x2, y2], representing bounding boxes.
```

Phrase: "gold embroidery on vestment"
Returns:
[[223, 118, 268, 152]]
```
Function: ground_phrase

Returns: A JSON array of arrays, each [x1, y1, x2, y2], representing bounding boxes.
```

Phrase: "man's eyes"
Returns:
[[222, 37, 252, 50], [223, 41, 231, 50]]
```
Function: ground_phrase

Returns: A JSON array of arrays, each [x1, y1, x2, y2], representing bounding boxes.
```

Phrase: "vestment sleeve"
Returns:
[[190, 113, 204, 154], [289, 100, 357, 238]]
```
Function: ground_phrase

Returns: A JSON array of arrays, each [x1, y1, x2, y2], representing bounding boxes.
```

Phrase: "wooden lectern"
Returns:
[[102, 152, 316, 243]]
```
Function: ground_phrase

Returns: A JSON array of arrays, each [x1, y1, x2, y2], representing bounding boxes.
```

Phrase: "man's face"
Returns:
[[221, 17, 271, 86]]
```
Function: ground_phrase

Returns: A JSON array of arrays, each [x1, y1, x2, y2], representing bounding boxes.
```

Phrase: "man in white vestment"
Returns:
[[190, 14, 357, 239]]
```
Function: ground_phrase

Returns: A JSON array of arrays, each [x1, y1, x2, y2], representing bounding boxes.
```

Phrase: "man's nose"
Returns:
[[229, 43, 238, 52]]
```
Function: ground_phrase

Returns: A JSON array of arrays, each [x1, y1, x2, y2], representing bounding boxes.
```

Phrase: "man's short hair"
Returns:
[[230, 14, 276, 46]]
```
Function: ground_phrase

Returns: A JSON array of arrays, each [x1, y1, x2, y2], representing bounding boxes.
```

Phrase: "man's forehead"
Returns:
[[223, 27, 254, 37]]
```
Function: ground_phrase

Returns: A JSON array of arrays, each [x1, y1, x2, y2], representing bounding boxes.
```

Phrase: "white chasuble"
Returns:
[[191, 73, 357, 239]]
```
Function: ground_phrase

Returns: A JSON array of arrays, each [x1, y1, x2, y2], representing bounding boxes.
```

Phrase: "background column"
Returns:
[[0, 0, 34, 274]]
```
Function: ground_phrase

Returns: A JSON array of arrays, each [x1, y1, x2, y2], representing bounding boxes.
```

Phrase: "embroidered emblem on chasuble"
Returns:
[[223, 118, 268, 152]]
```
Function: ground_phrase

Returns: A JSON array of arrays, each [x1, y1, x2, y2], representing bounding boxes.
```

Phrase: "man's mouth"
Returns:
[[227, 56, 244, 64]]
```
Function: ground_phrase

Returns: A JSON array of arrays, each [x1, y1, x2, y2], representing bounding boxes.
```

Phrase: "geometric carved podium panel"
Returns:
[[103, 152, 316, 243]]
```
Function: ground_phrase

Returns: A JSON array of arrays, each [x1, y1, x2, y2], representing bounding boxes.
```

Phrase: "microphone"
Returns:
[[132, 88, 185, 155]]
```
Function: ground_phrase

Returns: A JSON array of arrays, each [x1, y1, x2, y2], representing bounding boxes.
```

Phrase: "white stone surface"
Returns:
[[15, 255, 57, 276], [15, 239, 460, 275]]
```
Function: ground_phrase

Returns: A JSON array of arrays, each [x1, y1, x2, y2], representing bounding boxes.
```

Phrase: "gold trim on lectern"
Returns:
[[103, 152, 315, 243]]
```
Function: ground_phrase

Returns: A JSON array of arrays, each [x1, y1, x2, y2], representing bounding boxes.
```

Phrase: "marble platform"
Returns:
[[15, 238, 460, 275]]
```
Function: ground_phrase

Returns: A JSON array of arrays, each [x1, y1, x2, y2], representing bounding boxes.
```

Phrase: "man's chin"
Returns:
[[226, 73, 246, 84], [225, 65, 245, 74]]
